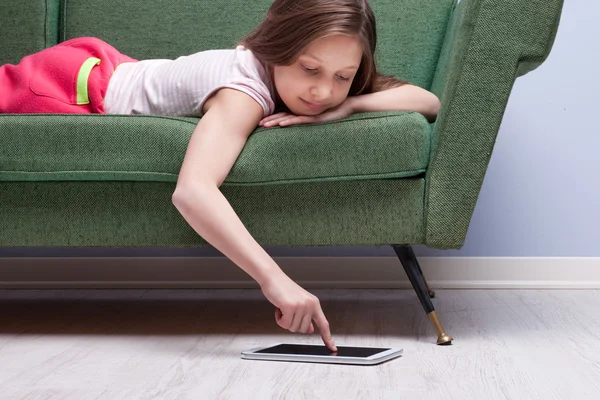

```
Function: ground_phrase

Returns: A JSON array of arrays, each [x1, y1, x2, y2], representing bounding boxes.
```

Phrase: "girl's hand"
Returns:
[[259, 98, 354, 128], [260, 271, 337, 352]]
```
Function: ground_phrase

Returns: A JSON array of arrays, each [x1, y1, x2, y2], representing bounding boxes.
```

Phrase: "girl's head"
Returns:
[[240, 0, 404, 116]]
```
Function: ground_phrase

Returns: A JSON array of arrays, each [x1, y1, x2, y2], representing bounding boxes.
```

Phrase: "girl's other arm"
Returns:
[[348, 83, 440, 122], [260, 83, 440, 128]]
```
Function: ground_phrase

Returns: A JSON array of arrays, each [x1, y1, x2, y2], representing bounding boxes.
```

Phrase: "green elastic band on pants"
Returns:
[[76, 57, 101, 105]]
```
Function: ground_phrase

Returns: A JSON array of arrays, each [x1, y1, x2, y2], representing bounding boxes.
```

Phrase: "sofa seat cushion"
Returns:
[[0, 111, 431, 186]]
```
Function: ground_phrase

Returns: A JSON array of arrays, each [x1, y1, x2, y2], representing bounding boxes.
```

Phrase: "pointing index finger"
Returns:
[[313, 308, 337, 352]]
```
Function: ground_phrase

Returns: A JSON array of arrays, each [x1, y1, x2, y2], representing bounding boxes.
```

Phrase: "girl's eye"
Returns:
[[302, 66, 350, 82]]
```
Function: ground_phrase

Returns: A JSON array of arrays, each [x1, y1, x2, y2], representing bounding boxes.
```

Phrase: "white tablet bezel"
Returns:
[[241, 342, 403, 365]]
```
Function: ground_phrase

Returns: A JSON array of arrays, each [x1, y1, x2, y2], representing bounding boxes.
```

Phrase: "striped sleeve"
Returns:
[[202, 46, 275, 118]]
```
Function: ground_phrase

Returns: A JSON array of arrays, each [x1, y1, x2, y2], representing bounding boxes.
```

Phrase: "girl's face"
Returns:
[[271, 34, 363, 115]]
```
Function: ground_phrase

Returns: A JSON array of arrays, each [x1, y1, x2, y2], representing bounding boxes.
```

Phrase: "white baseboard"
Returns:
[[1, 257, 599, 289]]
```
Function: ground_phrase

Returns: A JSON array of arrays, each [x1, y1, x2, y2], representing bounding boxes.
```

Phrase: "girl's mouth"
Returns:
[[301, 98, 323, 111]]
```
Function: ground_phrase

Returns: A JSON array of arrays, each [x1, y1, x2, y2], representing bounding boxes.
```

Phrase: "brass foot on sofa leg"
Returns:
[[427, 311, 453, 345]]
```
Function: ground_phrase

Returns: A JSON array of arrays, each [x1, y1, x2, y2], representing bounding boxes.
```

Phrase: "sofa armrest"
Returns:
[[423, 0, 564, 249]]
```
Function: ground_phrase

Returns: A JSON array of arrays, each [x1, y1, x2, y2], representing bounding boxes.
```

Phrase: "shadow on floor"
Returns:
[[0, 289, 429, 339]]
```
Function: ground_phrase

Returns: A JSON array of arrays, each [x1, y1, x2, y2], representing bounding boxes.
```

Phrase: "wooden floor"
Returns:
[[0, 289, 598, 399]]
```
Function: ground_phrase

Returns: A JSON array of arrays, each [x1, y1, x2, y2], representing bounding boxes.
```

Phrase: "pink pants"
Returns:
[[0, 37, 137, 114]]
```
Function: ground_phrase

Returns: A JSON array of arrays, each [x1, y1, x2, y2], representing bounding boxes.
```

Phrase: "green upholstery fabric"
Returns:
[[0, 0, 564, 248], [0, 179, 425, 247], [0, 0, 60, 65], [61, 0, 453, 89], [0, 111, 430, 184], [425, 0, 564, 248]]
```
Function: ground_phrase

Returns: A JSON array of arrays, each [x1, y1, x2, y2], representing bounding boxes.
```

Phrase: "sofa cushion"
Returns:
[[0, 0, 60, 65], [60, 0, 453, 90], [0, 111, 430, 185]]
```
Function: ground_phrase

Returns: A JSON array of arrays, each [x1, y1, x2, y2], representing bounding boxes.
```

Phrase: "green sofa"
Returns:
[[0, 0, 563, 344]]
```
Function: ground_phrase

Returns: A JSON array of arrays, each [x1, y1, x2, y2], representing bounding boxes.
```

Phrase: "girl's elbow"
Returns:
[[425, 94, 440, 122], [172, 183, 200, 209], [431, 92, 441, 114], [172, 186, 191, 209]]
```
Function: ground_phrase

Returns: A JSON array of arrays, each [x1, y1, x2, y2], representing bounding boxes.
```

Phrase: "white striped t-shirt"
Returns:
[[103, 45, 276, 117]]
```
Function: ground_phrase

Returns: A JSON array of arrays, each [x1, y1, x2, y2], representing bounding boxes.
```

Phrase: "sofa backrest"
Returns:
[[0, 0, 60, 65], [1, 0, 455, 90]]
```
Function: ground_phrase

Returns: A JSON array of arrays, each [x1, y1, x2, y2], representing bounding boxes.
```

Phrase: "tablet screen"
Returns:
[[254, 344, 390, 357]]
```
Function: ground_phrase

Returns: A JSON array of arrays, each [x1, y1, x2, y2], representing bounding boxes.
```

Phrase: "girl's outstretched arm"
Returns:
[[172, 88, 336, 351]]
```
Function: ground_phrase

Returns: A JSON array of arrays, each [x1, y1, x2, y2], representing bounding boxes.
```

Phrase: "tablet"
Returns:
[[241, 343, 403, 365]]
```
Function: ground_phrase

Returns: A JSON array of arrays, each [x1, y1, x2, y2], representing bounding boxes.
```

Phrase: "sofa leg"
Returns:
[[392, 244, 453, 345], [405, 245, 435, 298]]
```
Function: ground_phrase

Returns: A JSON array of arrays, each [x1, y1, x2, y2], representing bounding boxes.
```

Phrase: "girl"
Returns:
[[0, 0, 440, 352]]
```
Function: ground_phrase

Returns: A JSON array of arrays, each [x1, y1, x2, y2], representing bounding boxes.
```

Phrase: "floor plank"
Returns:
[[0, 289, 598, 399]]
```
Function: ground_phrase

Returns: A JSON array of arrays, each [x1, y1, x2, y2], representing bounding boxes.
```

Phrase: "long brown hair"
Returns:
[[239, 0, 405, 102]]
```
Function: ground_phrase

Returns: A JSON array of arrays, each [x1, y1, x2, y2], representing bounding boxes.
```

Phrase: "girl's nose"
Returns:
[[310, 80, 333, 102]]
